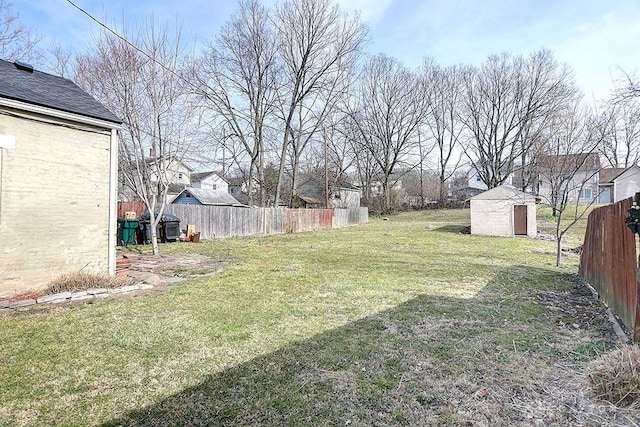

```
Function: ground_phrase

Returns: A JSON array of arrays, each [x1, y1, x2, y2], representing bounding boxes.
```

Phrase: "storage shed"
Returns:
[[469, 185, 537, 237]]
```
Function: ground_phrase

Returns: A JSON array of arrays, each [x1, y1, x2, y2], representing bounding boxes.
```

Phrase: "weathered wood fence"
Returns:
[[579, 197, 639, 342], [162, 205, 368, 239], [117, 201, 145, 218]]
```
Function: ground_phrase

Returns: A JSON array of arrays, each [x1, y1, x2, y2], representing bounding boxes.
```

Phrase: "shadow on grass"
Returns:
[[430, 224, 470, 234], [101, 266, 614, 426]]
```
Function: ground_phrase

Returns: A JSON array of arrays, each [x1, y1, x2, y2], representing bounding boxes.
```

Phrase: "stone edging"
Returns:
[[0, 284, 154, 311]]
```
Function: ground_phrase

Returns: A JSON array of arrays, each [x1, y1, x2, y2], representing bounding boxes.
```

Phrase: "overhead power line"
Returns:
[[64, 0, 206, 93]]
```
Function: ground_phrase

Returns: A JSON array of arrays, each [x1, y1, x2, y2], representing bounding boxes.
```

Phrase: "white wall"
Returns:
[[0, 111, 112, 296], [196, 174, 228, 192], [614, 167, 640, 202], [470, 199, 536, 237]]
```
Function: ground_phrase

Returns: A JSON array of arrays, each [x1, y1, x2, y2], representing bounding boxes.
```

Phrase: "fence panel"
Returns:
[[162, 205, 367, 241], [579, 197, 639, 341], [117, 201, 145, 218]]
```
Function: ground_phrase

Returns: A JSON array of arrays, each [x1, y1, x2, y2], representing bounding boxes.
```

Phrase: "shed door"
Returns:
[[514, 205, 527, 235]]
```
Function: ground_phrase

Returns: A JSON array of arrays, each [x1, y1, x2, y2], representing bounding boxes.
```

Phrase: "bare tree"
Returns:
[[597, 97, 640, 168], [421, 60, 465, 204], [460, 49, 577, 189], [347, 54, 429, 212], [194, 0, 279, 206], [75, 20, 196, 255], [535, 101, 603, 266], [0, 1, 42, 62], [272, 0, 367, 206]]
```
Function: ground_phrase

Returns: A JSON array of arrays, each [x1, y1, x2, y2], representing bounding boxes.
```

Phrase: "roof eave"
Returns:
[[0, 97, 122, 130]]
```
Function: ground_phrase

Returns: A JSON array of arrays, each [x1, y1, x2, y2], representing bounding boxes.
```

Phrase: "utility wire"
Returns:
[[65, 0, 207, 93]]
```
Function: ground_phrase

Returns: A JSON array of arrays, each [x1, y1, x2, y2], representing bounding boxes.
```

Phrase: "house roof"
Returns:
[[190, 171, 227, 183], [450, 186, 485, 196], [536, 152, 601, 172], [599, 167, 627, 184], [167, 183, 188, 194], [171, 188, 245, 206], [297, 177, 359, 199], [469, 184, 536, 201], [0, 59, 121, 124], [145, 155, 194, 171], [227, 177, 245, 186]]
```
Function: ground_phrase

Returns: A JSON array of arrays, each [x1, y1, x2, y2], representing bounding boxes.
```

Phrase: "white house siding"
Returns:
[[193, 174, 228, 192], [0, 111, 112, 296], [614, 166, 640, 203], [538, 170, 599, 205], [332, 188, 361, 208]]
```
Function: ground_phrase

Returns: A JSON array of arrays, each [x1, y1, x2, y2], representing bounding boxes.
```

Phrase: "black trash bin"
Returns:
[[138, 212, 181, 243]]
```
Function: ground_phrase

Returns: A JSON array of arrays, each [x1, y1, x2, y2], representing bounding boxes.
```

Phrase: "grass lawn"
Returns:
[[0, 207, 636, 425]]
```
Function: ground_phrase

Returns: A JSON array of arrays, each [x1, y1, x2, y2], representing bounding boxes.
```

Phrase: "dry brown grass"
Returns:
[[44, 272, 132, 295], [587, 344, 640, 407]]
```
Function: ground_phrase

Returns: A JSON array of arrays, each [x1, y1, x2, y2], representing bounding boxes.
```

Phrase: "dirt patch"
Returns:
[[129, 253, 225, 279], [538, 282, 623, 348]]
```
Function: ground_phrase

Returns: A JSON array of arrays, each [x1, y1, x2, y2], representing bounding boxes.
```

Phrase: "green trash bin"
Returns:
[[117, 218, 124, 246], [122, 219, 138, 245]]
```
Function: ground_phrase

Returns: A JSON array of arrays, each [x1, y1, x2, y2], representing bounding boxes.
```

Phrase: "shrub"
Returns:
[[44, 272, 132, 295]]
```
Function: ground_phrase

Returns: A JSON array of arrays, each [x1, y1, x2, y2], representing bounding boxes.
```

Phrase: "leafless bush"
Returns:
[[44, 272, 132, 295]]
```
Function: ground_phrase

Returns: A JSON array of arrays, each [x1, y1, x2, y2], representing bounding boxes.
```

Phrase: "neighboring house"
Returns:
[[119, 154, 193, 201], [293, 177, 361, 209], [171, 188, 244, 207], [147, 155, 193, 200], [467, 167, 514, 191], [449, 186, 485, 201], [598, 165, 640, 203], [0, 60, 121, 296], [536, 153, 600, 205], [190, 171, 229, 192], [367, 179, 403, 197], [227, 176, 247, 204], [469, 185, 537, 237]]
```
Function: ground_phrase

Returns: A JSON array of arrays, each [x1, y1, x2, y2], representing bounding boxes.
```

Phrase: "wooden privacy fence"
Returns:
[[117, 201, 145, 218], [579, 197, 639, 342], [162, 205, 369, 239]]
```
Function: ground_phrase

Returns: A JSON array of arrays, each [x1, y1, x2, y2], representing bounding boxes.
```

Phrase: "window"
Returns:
[[212, 184, 217, 190], [178, 173, 183, 180], [579, 188, 592, 199], [476, 176, 481, 182]]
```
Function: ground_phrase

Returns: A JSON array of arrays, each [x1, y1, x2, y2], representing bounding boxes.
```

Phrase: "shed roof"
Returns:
[[171, 188, 245, 206], [0, 59, 121, 124], [470, 185, 536, 201]]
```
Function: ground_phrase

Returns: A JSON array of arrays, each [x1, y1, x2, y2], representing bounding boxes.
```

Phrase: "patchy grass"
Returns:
[[0, 208, 636, 426]]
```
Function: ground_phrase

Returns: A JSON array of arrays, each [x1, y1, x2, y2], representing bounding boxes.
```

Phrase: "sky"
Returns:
[[16, 0, 640, 101]]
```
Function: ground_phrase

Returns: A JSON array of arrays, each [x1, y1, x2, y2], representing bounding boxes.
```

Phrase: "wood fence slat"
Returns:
[[580, 198, 638, 341], [161, 205, 367, 241]]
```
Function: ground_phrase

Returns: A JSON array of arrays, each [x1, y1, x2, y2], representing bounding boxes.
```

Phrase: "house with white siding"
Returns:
[[536, 153, 601, 205], [598, 165, 640, 203], [0, 60, 121, 297], [190, 171, 228, 192]]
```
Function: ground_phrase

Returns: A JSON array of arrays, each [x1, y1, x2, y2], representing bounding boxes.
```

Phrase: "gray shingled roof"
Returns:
[[172, 188, 245, 206], [0, 59, 121, 124]]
